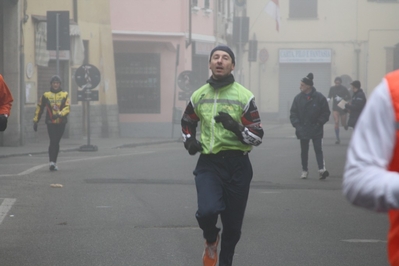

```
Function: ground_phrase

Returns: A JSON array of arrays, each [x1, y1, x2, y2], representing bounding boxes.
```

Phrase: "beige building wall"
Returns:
[[244, 0, 399, 119], [21, 0, 118, 141]]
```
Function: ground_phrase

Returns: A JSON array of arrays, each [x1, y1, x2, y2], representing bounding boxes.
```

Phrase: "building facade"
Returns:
[[0, 0, 119, 146], [242, 0, 399, 121], [110, 0, 233, 137]]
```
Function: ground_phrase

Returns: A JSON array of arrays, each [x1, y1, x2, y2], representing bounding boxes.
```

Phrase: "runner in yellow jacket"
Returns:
[[33, 75, 70, 171]]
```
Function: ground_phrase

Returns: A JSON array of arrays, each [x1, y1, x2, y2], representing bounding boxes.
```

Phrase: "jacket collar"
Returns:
[[207, 74, 235, 90]]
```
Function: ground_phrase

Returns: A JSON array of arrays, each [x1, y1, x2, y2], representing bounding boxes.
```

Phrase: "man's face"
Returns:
[[300, 82, 311, 94], [334, 80, 341, 86], [351, 85, 358, 92], [51, 81, 61, 90], [209, 50, 235, 80]]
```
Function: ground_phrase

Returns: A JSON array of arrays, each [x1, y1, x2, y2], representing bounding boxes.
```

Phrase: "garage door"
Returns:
[[278, 63, 331, 121]]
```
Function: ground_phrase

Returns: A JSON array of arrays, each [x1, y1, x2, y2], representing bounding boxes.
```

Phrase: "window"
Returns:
[[289, 0, 317, 19], [204, 0, 210, 9], [114, 53, 160, 114], [192, 0, 198, 7]]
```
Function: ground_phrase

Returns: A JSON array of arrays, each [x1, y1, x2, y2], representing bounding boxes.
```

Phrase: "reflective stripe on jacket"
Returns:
[[386, 69, 399, 266]]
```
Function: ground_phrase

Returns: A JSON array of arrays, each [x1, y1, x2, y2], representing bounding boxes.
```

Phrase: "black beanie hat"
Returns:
[[209, 45, 235, 65], [301, 73, 314, 86], [334, 77, 342, 83], [50, 75, 62, 84], [350, 80, 361, 89]]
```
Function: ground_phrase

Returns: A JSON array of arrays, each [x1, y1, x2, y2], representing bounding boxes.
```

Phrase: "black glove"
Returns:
[[52, 114, 61, 120], [214, 112, 242, 134], [33, 122, 38, 132], [184, 137, 203, 155], [0, 115, 7, 132]]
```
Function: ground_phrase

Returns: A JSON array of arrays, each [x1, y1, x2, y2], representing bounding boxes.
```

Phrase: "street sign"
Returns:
[[259, 48, 269, 64], [74, 64, 101, 90], [177, 70, 196, 92], [248, 40, 258, 62], [75, 64, 101, 151], [77, 90, 99, 102], [233, 16, 249, 44], [178, 91, 191, 101], [47, 11, 70, 51]]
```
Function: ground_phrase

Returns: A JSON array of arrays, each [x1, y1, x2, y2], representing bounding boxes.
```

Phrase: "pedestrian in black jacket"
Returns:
[[290, 73, 331, 180], [327, 77, 351, 144], [345, 80, 366, 129]]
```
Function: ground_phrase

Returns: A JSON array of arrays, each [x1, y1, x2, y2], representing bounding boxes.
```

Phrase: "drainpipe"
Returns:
[[355, 48, 360, 80], [19, 0, 28, 146], [186, 1, 192, 48], [214, 0, 218, 45]]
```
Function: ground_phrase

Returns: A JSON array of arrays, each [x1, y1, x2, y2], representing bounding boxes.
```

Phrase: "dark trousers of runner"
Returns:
[[194, 152, 253, 266], [47, 123, 66, 163], [300, 138, 324, 170]]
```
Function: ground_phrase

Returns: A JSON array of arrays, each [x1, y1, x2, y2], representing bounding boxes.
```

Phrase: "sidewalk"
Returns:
[[0, 121, 346, 159], [0, 137, 179, 158]]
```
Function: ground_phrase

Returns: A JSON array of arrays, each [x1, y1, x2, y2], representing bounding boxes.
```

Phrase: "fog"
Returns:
[[0, 0, 398, 142], [0, 2, 395, 265]]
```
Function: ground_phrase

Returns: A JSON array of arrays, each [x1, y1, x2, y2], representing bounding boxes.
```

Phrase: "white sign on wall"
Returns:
[[279, 49, 332, 63]]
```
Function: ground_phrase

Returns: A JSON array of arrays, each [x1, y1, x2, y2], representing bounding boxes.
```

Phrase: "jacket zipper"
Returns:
[[209, 90, 219, 153]]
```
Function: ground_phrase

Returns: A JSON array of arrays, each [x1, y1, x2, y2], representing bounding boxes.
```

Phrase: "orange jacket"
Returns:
[[386, 69, 399, 266], [0, 75, 13, 116]]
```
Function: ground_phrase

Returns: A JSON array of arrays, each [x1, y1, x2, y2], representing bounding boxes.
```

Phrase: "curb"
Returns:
[[0, 139, 180, 159]]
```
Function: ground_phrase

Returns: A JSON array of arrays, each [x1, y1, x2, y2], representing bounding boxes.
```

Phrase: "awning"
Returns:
[[32, 15, 81, 36], [33, 15, 84, 67]]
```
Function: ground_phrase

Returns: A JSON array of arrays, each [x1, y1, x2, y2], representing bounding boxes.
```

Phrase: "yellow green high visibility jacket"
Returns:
[[182, 81, 263, 154]]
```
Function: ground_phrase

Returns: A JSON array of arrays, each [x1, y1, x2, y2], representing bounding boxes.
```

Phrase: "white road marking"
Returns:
[[260, 191, 282, 194], [342, 239, 387, 243], [0, 198, 16, 225], [0, 151, 154, 177]]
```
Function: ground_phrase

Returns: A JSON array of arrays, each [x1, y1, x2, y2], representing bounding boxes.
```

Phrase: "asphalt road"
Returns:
[[0, 124, 388, 266]]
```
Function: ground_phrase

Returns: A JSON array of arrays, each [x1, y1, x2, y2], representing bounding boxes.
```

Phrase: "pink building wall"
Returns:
[[111, 0, 215, 35], [110, 0, 217, 136]]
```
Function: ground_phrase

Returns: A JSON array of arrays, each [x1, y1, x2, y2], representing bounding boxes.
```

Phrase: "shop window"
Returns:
[[289, 0, 317, 19], [114, 53, 160, 114]]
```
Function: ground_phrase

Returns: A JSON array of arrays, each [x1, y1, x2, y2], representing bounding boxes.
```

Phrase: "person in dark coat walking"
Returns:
[[344, 80, 367, 129], [327, 77, 351, 144], [290, 73, 331, 180]]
